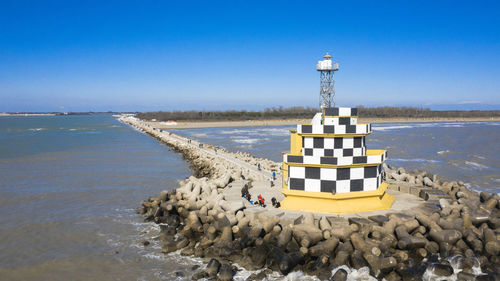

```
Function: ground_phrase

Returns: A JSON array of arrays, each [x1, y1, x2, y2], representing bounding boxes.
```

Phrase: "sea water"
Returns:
[[0, 114, 197, 280], [1, 116, 498, 281]]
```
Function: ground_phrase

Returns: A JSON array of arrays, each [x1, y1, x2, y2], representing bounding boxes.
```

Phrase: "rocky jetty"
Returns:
[[122, 116, 500, 281]]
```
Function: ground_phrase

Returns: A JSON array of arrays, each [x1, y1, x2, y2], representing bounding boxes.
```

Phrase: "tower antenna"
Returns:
[[316, 52, 339, 108]]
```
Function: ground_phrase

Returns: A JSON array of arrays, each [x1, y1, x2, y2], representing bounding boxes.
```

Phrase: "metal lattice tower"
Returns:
[[316, 52, 339, 109]]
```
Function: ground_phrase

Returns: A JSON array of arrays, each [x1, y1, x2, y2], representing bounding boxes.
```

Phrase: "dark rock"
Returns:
[[206, 258, 221, 277], [383, 271, 402, 281], [249, 246, 268, 269], [265, 243, 299, 275], [428, 263, 454, 277], [348, 217, 373, 227], [245, 270, 267, 281], [331, 268, 348, 281], [476, 274, 500, 281], [368, 215, 389, 226], [217, 263, 233, 281], [191, 270, 207, 280], [457, 271, 476, 281]]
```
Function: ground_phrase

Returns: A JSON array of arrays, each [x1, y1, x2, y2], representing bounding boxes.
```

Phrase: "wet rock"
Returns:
[[384, 271, 402, 281], [427, 263, 454, 277], [191, 270, 207, 280], [331, 268, 348, 281], [457, 271, 476, 281], [245, 270, 268, 281], [476, 274, 500, 281], [175, 271, 185, 277], [217, 263, 233, 281], [205, 258, 221, 277]]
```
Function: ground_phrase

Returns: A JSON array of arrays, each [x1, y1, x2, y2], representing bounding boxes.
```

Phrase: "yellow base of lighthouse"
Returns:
[[280, 182, 395, 215]]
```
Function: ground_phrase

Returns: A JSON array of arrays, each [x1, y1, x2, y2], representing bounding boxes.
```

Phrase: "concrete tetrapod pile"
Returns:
[[122, 116, 500, 281]]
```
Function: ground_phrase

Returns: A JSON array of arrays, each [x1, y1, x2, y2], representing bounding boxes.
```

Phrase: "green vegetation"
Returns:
[[136, 106, 500, 121]]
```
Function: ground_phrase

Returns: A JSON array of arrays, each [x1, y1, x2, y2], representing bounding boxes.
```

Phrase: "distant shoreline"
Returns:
[[0, 113, 57, 117], [138, 116, 500, 129]]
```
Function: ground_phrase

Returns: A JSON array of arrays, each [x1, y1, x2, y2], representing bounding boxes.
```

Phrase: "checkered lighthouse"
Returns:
[[280, 53, 395, 214]]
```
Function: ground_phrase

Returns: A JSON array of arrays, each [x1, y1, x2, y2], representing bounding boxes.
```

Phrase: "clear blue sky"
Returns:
[[1, 0, 499, 112]]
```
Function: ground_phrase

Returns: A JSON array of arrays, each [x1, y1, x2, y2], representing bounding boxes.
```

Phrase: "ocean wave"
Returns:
[[28, 128, 46, 131], [391, 158, 441, 163], [465, 161, 490, 170], [219, 129, 254, 135], [442, 124, 465, 128], [219, 127, 290, 137], [231, 138, 269, 144], [373, 122, 467, 131], [191, 133, 208, 137], [372, 125, 415, 131], [235, 145, 254, 149], [437, 150, 450, 155], [257, 128, 290, 136]]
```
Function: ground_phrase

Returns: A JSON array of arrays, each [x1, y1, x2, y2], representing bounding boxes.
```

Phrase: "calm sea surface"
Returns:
[[0, 115, 499, 281], [0, 115, 202, 281]]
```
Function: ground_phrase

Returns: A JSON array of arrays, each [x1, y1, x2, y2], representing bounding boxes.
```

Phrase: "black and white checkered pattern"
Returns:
[[288, 165, 382, 193], [303, 147, 365, 157], [297, 123, 371, 134], [284, 151, 387, 166], [323, 117, 357, 126], [324, 107, 358, 117], [303, 136, 365, 149], [302, 136, 365, 157]]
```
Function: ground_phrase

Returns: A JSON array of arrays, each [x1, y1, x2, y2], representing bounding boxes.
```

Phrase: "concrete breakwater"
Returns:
[[121, 116, 500, 281]]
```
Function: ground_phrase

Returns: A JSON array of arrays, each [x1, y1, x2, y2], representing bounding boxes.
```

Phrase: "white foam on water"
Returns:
[[372, 125, 415, 131], [236, 145, 254, 149], [442, 124, 465, 128], [220, 129, 254, 135], [391, 158, 441, 164], [373, 122, 470, 132], [231, 138, 269, 144], [331, 265, 377, 281], [422, 255, 483, 281], [28, 128, 46, 131], [437, 150, 450, 155], [258, 127, 290, 136], [191, 133, 208, 137], [464, 161, 490, 170]]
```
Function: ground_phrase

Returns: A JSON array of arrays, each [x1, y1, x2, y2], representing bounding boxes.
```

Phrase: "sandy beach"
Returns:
[[141, 116, 500, 129]]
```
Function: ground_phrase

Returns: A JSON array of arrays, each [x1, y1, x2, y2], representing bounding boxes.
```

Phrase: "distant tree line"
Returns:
[[136, 106, 500, 121], [356, 106, 500, 118]]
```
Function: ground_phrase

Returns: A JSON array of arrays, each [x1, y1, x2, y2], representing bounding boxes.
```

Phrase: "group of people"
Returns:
[[241, 182, 280, 208]]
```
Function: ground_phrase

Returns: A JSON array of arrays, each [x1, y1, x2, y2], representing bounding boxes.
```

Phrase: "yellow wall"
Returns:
[[289, 130, 302, 155]]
